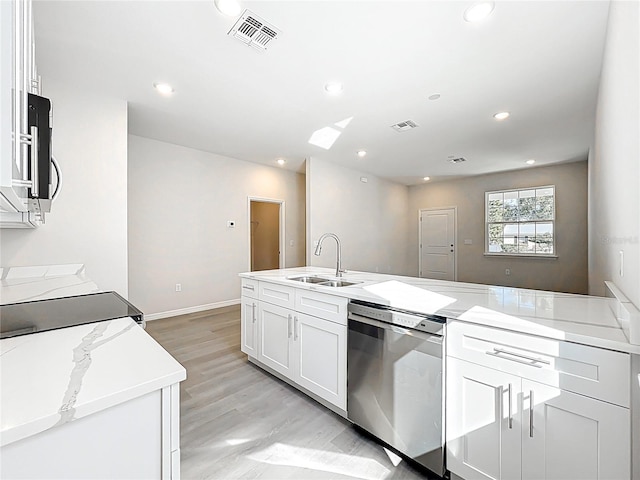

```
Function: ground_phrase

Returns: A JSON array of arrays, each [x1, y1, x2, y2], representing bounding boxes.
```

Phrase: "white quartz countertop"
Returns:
[[0, 317, 186, 447], [240, 267, 640, 355]]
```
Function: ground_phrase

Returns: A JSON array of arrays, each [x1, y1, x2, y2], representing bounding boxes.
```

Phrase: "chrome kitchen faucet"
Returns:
[[314, 233, 345, 277]]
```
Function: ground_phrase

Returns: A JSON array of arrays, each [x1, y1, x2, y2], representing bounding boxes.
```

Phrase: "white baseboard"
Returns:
[[144, 298, 240, 322]]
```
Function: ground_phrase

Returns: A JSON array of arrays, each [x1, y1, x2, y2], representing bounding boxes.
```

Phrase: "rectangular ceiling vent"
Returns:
[[448, 157, 467, 164], [390, 120, 418, 132], [228, 10, 281, 51]]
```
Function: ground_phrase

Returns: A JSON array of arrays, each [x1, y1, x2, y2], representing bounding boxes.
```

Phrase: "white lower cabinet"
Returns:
[[447, 320, 631, 480], [240, 295, 258, 358], [447, 357, 521, 480], [295, 312, 346, 409], [244, 280, 348, 411], [521, 379, 630, 480], [258, 302, 295, 378]]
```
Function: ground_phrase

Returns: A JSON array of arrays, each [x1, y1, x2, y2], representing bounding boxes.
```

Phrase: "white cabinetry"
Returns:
[[241, 278, 348, 411], [240, 278, 258, 358], [0, 0, 40, 219], [0, 384, 182, 480], [447, 321, 631, 480]]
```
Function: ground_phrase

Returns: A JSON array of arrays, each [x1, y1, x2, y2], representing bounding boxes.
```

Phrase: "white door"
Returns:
[[258, 302, 294, 379], [447, 357, 522, 480], [294, 313, 347, 410], [240, 296, 258, 358], [419, 208, 456, 280], [521, 379, 630, 480]]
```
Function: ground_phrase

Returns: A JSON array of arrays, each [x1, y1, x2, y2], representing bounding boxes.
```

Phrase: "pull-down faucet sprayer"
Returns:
[[314, 233, 344, 278]]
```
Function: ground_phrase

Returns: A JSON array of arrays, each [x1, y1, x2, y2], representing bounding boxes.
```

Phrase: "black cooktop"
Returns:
[[0, 291, 144, 339]]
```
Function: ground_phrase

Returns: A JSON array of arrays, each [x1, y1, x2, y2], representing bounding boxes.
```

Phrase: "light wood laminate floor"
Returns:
[[146, 306, 436, 480]]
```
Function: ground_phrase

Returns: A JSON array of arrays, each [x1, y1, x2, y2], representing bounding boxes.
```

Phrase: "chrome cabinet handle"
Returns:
[[529, 390, 534, 438], [486, 347, 550, 367], [252, 303, 256, 323], [508, 383, 513, 429], [288, 314, 292, 338], [242, 285, 255, 291], [294, 316, 298, 340], [29, 126, 38, 197]]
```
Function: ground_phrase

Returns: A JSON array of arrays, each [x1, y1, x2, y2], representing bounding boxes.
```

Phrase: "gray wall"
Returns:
[[408, 161, 589, 294], [588, 0, 639, 305], [0, 80, 129, 296], [128, 135, 305, 317], [307, 158, 412, 276]]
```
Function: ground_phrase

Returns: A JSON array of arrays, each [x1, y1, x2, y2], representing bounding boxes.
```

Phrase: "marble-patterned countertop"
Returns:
[[240, 267, 640, 355], [0, 264, 99, 305], [0, 317, 186, 447]]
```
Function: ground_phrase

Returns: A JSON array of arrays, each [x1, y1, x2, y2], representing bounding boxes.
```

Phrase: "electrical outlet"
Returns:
[[505, 269, 511, 276], [289, 240, 294, 247], [175, 283, 182, 292]]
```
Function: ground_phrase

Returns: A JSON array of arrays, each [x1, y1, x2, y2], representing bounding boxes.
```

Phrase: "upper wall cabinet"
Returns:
[[1, 0, 46, 228]]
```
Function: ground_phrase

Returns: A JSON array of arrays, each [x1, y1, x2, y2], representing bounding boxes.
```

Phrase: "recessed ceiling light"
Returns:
[[357, 150, 367, 158], [526, 159, 536, 165], [423, 176, 431, 181], [214, 0, 242, 16], [277, 158, 286, 166], [153, 83, 174, 95], [428, 93, 441, 101], [493, 111, 510, 121], [324, 82, 343, 94], [463, 2, 495, 23]]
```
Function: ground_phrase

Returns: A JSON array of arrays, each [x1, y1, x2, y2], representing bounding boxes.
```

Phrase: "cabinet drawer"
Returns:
[[240, 278, 258, 299], [259, 281, 295, 309], [447, 321, 630, 407], [295, 290, 347, 325]]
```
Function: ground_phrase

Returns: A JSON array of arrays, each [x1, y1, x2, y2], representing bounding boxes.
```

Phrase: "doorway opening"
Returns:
[[249, 198, 285, 271], [419, 207, 457, 281]]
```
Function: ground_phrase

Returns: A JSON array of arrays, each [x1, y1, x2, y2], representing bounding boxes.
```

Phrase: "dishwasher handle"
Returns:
[[348, 312, 443, 345]]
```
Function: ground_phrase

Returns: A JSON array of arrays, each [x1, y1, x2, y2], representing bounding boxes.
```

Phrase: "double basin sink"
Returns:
[[287, 275, 361, 288]]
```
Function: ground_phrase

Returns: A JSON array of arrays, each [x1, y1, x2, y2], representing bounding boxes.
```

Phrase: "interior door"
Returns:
[[447, 357, 521, 480], [250, 200, 281, 271], [420, 208, 456, 280], [521, 379, 630, 480]]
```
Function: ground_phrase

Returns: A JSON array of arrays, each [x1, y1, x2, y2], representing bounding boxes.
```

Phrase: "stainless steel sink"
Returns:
[[287, 276, 328, 284], [318, 280, 359, 287], [287, 275, 360, 287]]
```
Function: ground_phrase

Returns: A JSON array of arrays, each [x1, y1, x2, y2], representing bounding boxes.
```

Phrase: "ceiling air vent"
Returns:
[[390, 120, 418, 132], [228, 10, 281, 51], [448, 157, 467, 164]]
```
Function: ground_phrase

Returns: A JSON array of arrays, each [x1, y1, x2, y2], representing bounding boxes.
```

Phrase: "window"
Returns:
[[485, 186, 555, 256]]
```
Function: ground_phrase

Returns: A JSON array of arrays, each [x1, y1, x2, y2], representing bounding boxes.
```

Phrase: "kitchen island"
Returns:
[[0, 316, 186, 479], [240, 266, 640, 480]]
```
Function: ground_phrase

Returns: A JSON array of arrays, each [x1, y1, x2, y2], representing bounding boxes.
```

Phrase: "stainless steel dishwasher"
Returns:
[[347, 300, 446, 477]]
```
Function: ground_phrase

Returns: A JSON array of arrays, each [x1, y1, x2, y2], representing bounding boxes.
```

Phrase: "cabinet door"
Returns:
[[240, 296, 258, 358], [294, 312, 346, 410], [522, 379, 630, 480], [447, 357, 521, 480], [258, 302, 294, 379]]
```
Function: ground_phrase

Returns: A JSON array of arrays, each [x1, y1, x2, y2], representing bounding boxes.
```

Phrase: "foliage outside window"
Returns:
[[485, 186, 555, 256]]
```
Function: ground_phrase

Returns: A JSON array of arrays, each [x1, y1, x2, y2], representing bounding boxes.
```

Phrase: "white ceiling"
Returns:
[[34, 0, 610, 185]]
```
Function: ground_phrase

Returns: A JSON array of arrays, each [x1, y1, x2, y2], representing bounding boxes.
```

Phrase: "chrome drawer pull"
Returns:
[[508, 383, 513, 429], [252, 303, 256, 323], [242, 285, 255, 291], [529, 390, 534, 438], [486, 347, 550, 367], [288, 314, 292, 338], [294, 316, 299, 340]]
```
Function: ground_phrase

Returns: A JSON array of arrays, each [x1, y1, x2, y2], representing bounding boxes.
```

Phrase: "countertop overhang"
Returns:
[[241, 267, 640, 355], [0, 317, 186, 447]]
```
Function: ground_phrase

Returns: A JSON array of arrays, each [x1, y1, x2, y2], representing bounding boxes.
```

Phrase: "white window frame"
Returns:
[[484, 185, 557, 258]]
